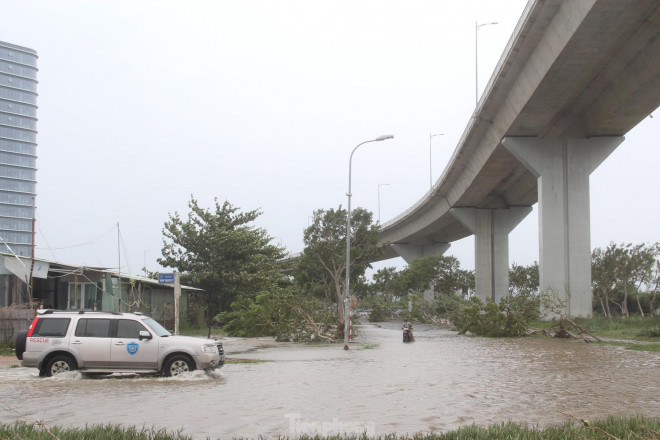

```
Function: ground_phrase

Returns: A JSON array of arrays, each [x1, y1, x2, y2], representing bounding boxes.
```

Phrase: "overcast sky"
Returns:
[[2, 1, 659, 277]]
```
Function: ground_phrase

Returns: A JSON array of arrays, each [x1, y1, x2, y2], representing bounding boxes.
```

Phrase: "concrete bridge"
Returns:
[[378, 0, 660, 316]]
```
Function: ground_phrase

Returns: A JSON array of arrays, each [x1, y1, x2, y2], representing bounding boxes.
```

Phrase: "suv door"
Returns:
[[110, 319, 159, 369], [72, 318, 112, 368]]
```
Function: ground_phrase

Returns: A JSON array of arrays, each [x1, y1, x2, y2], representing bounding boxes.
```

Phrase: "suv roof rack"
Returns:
[[36, 309, 125, 315]]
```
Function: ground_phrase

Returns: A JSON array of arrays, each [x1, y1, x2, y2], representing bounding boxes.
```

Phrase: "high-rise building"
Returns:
[[0, 41, 38, 257]]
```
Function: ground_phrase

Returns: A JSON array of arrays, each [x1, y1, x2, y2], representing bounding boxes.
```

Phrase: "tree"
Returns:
[[592, 246, 619, 317], [592, 242, 659, 317], [158, 196, 286, 317], [509, 262, 539, 296], [218, 286, 336, 341], [294, 206, 381, 333], [621, 243, 657, 317], [648, 261, 660, 314], [450, 296, 528, 337], [371, 266, 399, 311], [397, 255, 473, 298]]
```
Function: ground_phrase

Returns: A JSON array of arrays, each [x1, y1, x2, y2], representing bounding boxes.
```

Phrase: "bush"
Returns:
[[572, 315, 660, 339], [0, 336, 15, 356], [218, 286, 338, 342], [406, 292, 435, 323], [434, 293, 468, 318], [638, 326, 660, 338], [368, 297, 390, 322], [449, 294, 537, 337]]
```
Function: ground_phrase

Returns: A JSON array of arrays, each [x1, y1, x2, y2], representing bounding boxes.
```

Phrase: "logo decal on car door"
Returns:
[[127, 342, 139, 355]]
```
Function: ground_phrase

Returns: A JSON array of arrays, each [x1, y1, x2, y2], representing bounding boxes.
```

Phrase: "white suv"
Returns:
[[14, 310, 225, 377]]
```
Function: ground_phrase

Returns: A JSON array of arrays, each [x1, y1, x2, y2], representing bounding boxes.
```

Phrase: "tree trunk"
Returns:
[[610, 299, 624, 316], [636, 294, 645, 317], [333, 274, 345, 329], [622, 280, 629, 317], [603, 288, 612, 317], [649, 292, 657, 316]]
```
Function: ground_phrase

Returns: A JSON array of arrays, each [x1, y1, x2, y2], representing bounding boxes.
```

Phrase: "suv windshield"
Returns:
[[142, 317, 172, 337]]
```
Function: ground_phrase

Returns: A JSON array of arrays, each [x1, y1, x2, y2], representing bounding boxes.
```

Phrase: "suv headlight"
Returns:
[[201, 345, 217, 354]]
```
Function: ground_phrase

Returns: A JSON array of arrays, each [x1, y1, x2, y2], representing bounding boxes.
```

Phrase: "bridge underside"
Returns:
[[378, 0, 660, 316]]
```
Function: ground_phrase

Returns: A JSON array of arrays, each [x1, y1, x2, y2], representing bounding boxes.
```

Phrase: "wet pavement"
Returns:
[[1, 322, 658, 439]]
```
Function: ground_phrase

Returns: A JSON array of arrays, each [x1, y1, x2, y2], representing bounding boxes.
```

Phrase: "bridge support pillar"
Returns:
[[451, 207, 531, 304], [390, 243, 450, 265], [503, 137, 623, 317]]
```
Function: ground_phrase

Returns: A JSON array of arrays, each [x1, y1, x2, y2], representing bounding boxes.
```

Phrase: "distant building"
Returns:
[[0, 41, 38, 257]]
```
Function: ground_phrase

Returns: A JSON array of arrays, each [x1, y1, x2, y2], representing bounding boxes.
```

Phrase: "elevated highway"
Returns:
[[379, 0, 660, 315]]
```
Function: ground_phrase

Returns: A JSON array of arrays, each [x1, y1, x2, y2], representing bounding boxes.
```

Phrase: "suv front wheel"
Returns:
[[44, 355, 77, 377], [163, 355, 195, 377]]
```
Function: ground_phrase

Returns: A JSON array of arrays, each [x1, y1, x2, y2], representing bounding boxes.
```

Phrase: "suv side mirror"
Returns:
[[138, 330, 152, 340]]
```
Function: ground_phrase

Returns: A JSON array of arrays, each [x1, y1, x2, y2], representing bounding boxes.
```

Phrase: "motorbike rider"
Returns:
[[402, 319, 415, 342]]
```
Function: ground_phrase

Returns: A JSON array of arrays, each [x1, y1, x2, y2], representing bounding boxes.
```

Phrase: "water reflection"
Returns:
[[0, 322, 658, 439]]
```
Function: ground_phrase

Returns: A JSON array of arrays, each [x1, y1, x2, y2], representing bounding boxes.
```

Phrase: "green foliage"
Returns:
[[369, 266, 400, 313], [602, 341, 660, 352], [0, 337, 14, 355], [406, 292, 435, 323], [434, 293, 468, 318], [218, 286, 337, 342], [368, 296, 390, 322], [509, 262, 539, 296], [638, 326, 660, 337], [294, 206, 381, 328], [572, 315, 660, 340], [501, 290, 540, 322], [592, 242, 660, 317], [0, 422, 193, 440], [158, 196, 287, 315], [396, 255, 473, 298], [449, 294, 535, 337], [2, 415, 660, 440]]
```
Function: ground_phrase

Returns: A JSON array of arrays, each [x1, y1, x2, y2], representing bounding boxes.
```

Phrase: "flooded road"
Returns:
[[1, 322, 659, 439]]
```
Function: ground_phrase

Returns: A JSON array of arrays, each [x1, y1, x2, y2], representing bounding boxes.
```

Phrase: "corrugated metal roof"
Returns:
[[0, 252, 204, 291]]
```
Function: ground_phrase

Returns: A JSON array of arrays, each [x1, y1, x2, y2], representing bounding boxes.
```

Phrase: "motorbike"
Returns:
[[402, 323, 414, 342]]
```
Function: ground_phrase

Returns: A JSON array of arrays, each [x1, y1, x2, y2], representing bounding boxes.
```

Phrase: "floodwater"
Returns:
[[1, 322, 659, 439]]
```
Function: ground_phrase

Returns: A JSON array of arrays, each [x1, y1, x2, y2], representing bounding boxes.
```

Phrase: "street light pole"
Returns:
[[475, 21, 498, 106], [345, 134, 393, 350], [378, 182, 389, 224], [429, 133, 444, 189]]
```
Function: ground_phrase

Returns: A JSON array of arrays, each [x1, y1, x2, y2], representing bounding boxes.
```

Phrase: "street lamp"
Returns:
[[475, 21, 498, 106], [345, 134, 394, 349], [429, 133, 444, 189], [377, 182, 389, 224]]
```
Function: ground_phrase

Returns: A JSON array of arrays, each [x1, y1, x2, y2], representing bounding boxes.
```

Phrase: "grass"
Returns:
[[625, 342, 660, 352], [0, 422, 194, 440], [573, 315, 660, 341], [528, 315, 660, 341], [600, 341, 660, 352], [224, 358, 269, 364], [1, 415, 659, 439], [525, 315, 660, 352], [0, 338, 15, 357]]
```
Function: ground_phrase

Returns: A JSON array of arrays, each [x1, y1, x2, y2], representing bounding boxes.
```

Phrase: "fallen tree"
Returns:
[[217, 286, 339, 342]]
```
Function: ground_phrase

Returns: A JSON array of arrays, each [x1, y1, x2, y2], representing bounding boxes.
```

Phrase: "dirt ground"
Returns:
[[0, 355, 19, 368]]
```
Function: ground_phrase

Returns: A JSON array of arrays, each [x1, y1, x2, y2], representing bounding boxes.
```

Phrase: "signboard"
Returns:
[[158, 273, 175, 284]]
